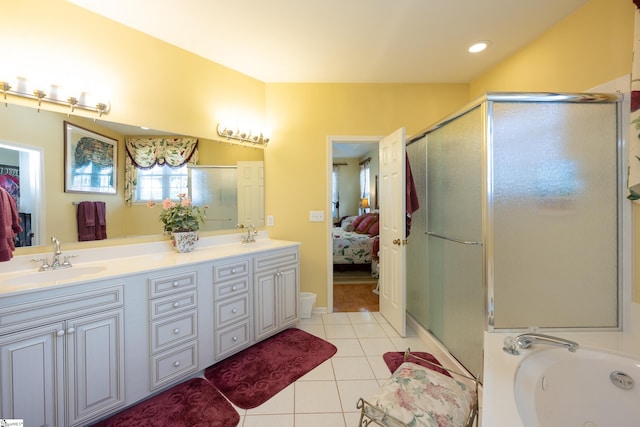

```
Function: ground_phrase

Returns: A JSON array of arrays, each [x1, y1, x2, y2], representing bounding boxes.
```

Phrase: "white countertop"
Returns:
[[0, 232, 300, 297], [482, 320, 640, 427]]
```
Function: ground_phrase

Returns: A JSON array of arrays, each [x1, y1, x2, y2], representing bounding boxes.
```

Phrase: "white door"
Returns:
[[379, 128, 406, 336], [237, 161, 265, 227]]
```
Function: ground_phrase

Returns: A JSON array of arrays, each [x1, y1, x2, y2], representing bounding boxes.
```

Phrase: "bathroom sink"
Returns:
[[4, 266, 107, 286]]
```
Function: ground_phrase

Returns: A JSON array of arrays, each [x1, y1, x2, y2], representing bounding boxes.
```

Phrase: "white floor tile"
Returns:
[[242, 413, 294, 427], [353, 322, 387, 338], [343, 410, 363, 426], [244, 384, 294, 415], [347, 311, 377, 324], [295, 381, 343, 413], [332, 356, 376, 380], [366, 355, 393, 379], [358, 337, 395, 356], [296, 323, 327, 339], [329, 338, 365, 357], [322, 312, 351, 325], [324, 323, 357, 339], [298, 359, 335, 381], [298, 313, 324, 325], [294, 413, 347, 427], [335, 379, 381, 413]]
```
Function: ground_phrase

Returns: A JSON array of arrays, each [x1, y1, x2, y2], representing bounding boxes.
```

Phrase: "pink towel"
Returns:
[[95, 201, 107, 240], [77, 201, 97, 241], [405, 153, 420, 237], [0, 187, 22, 261]]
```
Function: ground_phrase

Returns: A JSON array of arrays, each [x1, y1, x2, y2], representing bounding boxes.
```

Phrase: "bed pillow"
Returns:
[[341, 215, 358, 227], [351, 214, 368, 229], [368, 221, 379, 236], [343, 223, 355, 232], [356, 214, 378, 234]]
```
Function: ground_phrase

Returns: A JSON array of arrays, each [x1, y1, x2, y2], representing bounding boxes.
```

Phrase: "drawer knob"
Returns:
[[173, 302, 180, 308], [232, 336, 238, 341], [173, 328, 180, 334], [231, 268, 237, 274], [174, 361, 180, 367], [231, 286, 237, 291], [232, 308, 238, 314], [172, 281, 179, 287]]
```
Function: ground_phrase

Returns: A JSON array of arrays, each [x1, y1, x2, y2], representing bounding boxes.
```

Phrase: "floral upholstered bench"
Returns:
[[356, 349, 478, 427]]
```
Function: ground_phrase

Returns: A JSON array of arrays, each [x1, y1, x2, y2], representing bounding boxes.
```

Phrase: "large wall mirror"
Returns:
[[0, 103, 264, 255]]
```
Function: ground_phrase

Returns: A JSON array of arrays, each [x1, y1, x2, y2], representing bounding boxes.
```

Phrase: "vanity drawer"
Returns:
[[150, 341, 198, 389], [212, 259, 249, 283], [215, 294, 249, 328], [213, 276, 249, 300], [215, 321, 250, 360], [148, 271, 197, 298], [149, 291, 197, 321], [150, 311, 197, 354], [254, 249, 299, 272]]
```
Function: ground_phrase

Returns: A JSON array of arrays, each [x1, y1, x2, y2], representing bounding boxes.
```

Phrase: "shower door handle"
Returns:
[[426, 232, 482, 246]]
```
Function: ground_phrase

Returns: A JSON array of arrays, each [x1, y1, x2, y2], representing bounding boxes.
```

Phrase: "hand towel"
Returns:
[[95, 201, 107, 240], [77, 201, 97, 241], [0, 187, 22, 261], [405, 153, 420, 237]]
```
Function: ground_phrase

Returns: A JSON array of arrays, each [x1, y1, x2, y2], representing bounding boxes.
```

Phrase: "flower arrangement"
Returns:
[[147, 193, 207, 233]]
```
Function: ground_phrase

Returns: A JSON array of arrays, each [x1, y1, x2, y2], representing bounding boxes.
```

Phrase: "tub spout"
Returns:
[[504, 333, 579, 355]]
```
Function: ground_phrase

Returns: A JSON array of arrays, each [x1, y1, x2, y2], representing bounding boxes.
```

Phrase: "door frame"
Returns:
[[326, 135, 382, 313]]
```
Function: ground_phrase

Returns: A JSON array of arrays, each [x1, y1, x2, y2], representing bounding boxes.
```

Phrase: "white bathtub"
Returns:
[[514, 347, 640, 427]]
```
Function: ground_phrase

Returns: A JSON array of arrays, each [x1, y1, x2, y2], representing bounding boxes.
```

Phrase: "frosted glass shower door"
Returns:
[[426, 106, 484, 377], [490, 101, 619, 329]]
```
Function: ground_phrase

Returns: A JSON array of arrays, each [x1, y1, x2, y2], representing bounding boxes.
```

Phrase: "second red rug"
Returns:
[[205, 328, 337, 409]]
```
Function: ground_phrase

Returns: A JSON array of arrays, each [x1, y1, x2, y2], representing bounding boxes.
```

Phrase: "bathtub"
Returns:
[[514, 347, 640, 427]]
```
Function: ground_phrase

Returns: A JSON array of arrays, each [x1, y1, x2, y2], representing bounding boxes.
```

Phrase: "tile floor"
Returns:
[[235, 311, 478, 427]]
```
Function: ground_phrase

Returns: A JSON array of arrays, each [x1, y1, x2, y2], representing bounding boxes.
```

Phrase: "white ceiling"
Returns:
[[66, 0, 589, 84]]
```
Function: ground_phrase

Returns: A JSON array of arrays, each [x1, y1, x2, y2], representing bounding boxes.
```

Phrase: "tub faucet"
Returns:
[[503, 333, 579, 355]]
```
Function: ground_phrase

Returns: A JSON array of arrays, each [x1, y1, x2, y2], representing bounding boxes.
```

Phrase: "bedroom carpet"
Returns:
[[205, 328, 337, 409], [383, 351, 452, 378], [90, 377, 239, 427]]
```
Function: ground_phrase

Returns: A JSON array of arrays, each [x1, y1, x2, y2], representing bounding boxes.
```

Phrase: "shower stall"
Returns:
[[406, 93, 623, 379]]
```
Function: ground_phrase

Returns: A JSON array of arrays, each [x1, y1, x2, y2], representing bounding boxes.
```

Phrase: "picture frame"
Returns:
[[64, 121, 117, 194]]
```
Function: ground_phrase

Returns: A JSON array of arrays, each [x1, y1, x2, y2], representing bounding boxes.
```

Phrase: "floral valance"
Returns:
[[125, 137, 198, 169]]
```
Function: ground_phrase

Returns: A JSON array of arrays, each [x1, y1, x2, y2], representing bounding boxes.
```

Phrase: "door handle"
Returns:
[[393, 239, 401, 245]]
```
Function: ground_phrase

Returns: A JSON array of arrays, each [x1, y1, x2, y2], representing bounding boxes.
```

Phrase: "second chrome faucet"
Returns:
[[503, 332, 579, 355]]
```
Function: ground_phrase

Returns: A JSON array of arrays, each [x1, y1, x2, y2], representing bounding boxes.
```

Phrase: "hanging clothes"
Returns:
[[0, 187, 22, 261], [405, 153, 420, 237]]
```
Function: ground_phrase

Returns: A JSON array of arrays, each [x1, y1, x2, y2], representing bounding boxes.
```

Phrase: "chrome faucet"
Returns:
[[32, 236, 75, 271], [503, 332, 579, 355], [243, 224, 257, 243]]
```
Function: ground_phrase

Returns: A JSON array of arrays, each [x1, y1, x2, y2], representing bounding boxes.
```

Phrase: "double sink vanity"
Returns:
[[0, 232, 300, 427]]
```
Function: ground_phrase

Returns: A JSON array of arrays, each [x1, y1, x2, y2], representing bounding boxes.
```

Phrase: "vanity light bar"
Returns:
[[0, 81, 110, 116], [216, 123, 270, 147]]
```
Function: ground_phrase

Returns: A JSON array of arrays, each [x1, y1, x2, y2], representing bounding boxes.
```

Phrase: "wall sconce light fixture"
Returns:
[[216, 123, 270, 147], [0, 77, 110, 117]]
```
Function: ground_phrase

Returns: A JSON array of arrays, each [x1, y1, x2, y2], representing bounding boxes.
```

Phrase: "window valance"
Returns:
[[125, 137, 198, 169]]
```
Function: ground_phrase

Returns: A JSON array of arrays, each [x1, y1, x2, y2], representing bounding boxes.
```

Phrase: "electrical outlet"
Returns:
[[309, 210, 324, 222], [267, 215, 274, 226]]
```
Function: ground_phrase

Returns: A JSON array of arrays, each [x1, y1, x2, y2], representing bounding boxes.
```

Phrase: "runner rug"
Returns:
[[383, 351, 452, 378], [91, 378, 239, 427], [205, 327, 337, 409]]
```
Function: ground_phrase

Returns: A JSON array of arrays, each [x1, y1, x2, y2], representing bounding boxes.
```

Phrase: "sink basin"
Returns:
[[4, 266, 107, 286]]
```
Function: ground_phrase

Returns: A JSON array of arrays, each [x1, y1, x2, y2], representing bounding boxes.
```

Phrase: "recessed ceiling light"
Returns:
[[468, 41, 489, 53]]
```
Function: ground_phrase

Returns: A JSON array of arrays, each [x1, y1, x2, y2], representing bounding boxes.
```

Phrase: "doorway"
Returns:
[[327, 136, 380, 313]]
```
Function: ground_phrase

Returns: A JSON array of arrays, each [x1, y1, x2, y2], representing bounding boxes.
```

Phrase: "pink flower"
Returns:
[[181, 197, 192, 207], [146, 200, 156, 208], [162, 198, 175, 210]]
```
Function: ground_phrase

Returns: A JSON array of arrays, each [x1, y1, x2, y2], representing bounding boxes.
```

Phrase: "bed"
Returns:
[[332, 214, 379, 265]]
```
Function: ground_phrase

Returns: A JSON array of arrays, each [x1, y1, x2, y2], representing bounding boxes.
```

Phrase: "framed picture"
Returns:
[[64, 121, 117, 194]]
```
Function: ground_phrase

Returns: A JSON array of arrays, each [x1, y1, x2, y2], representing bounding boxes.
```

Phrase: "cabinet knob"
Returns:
[[173, 328, 180, 335], [173, 302, 180, 308], [67, 327, 75, 335], [173, 361, 180, 367], [56, 330, 65, 337], [231, 268, 237, 274], [231, 286, 237, 291], [232, 336, 238, 341], [172, 281, 179, 287], [231, 308, 238, 314]]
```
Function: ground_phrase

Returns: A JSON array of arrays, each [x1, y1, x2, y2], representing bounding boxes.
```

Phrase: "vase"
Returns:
[[172, 231, 198, 253]]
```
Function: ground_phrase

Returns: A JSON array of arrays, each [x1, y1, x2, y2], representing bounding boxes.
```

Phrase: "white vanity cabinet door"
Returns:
[[0, 322, 64, 427], [253, 248, 299, 341], [67, 308, 125, 426]]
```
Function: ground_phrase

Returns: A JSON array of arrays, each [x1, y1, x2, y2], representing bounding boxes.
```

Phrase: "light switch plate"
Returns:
[[309, 210, 324, 222], [267, 215, 274, 226]]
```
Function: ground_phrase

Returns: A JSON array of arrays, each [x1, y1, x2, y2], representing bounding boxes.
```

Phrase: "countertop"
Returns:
[[0, 232, 299, 297]]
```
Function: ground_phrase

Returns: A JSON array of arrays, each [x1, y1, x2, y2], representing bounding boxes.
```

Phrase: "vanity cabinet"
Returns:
[[212, 257, 251, 360], [253, 248, 299, 341], [0, 285, 125, 427], [147, 270, 199, 390]]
